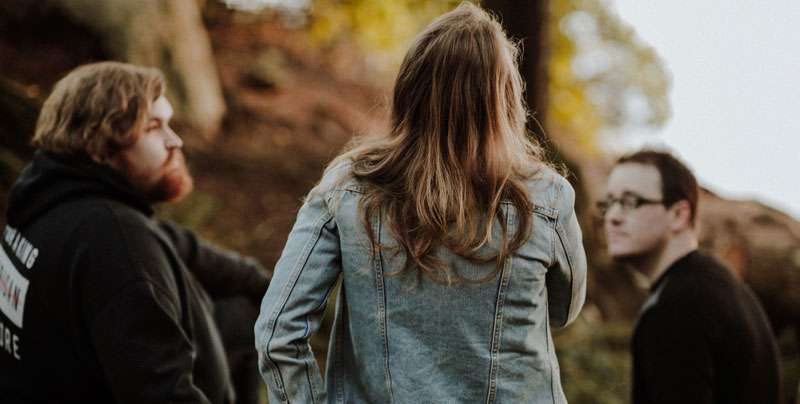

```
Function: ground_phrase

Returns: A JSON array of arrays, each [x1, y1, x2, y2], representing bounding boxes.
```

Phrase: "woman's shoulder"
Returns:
[[519, 163, 576, 218], [310, 159, 364, 203]]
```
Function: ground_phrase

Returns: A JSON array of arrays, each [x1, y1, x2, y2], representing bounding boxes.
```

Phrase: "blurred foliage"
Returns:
[[549, 0, 671, 153], [555, 320, 633, 404], [155, 190, 221, 231], [779, 330, 800, 404], [0, 149, 26, 188], [555, 319, 800, 404], [224, 0, 671, 151], [307, 0, 462, 68], [295, 0, 671, 152], [549, 0, 603, 153]]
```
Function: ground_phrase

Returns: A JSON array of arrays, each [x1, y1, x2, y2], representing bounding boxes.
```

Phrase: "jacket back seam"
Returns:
[[484, 205, 514, 404], [372, 212, 395, 403]]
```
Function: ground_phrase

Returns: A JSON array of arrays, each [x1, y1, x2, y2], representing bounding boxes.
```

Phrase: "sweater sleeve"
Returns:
[[73, 210, 214, 404], [632, 305, 714, 404], [158, 220, 271, 304], [89, 281, 214, 404]]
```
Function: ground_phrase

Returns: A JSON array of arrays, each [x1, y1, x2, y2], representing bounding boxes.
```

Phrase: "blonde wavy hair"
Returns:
[[32, 61, 164, 159], [329, 2, 546, 284]]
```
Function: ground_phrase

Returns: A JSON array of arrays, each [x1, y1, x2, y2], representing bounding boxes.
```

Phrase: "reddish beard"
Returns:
[[146, 149, 194, 203]]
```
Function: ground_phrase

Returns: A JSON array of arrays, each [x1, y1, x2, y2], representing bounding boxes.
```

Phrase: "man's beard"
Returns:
[[146, 149, 194, 203]]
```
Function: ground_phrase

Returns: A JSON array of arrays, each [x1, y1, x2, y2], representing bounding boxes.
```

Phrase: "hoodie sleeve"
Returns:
[[72, 209, 214, 404], [157, 220, 271, 304]]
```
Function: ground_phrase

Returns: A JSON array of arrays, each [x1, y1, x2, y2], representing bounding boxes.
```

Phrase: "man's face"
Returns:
[[109, 95, 193, 203], [602, 163, 671, 260]]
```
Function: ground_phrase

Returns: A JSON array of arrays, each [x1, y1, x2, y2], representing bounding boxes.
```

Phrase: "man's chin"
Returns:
[[609, 249, 645, 265], [148, 168, 194, 203]]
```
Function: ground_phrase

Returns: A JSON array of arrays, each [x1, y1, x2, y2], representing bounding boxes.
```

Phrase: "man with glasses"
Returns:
[[599, 150, 780, 404]]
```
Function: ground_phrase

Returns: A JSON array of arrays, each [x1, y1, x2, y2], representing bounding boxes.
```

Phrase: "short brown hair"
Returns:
[[616, 150, 699, 225], [32, 61, 164, 159]]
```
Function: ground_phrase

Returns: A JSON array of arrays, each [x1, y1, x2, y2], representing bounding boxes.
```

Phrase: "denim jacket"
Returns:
[[255, 163, 587, 404]]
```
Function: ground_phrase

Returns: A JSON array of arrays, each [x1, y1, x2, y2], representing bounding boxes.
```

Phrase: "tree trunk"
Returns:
[[0, 77, 39, 160], [56, 0, 226, 138], [481, 0, 647, 321], [482, 0, 550, 147]]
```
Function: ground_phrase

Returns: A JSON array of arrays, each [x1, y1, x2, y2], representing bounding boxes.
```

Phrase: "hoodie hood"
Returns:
[[6, 150, 153, 228]]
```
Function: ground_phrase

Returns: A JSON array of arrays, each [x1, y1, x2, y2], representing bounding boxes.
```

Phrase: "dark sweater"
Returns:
[[0, 151, 269, 403], [632, 250, 781, 404]]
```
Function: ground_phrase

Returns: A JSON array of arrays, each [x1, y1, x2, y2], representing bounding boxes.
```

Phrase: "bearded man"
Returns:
[[0, 62, 269, 403]]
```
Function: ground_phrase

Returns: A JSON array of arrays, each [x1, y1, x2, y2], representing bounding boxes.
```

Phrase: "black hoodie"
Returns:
[[0, 151, 268, 403]]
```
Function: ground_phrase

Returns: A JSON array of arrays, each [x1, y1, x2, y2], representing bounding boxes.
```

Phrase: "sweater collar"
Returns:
[[650, 249, 700, 292]]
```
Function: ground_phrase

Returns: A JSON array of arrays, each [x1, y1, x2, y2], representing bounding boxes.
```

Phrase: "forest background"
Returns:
[[1, 1, 798, 403]]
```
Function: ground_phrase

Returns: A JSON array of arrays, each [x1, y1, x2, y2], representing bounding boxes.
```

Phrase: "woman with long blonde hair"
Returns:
[[256, 3, 586, 403]]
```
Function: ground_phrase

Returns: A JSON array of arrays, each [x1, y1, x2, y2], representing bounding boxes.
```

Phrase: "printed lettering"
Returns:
[[11, 234, 20, 252], [0, 314, 22, 361], [0, 272, 13, 303], [12, 334, 19, 360], [7, 228, 16, 245], [19, 242, 28, 261], [11, 285, 20, 310], [2, 227, 15, 245], [25, 249, 38, 269], [0, 272, 8, 298], [15, 240, 25, 263], [16, 242, 27, 265], [0, 248, 29, 328], [4, 327, 10, 355], [2, 226, 39, 270]]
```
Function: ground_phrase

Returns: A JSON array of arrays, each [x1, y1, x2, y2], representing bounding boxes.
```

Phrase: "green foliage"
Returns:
[[549, 0, 671, 152], [155, 190, 220, 230], [778, 330, 800, 404], [548, 0, 604, 153], [300, 0, 671, 151], [555, 319, 800, 404], [308, 0, 462, 68], [0, 148, 25, 187], [555, 320, 633, 404]]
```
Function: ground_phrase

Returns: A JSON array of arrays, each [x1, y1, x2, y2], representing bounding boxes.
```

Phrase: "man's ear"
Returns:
[[89, 150, 120, 170], [669, 200, 692, 231]]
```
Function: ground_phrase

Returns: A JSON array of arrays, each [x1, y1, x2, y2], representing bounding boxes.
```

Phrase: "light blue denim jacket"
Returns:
[[255, 163, 587, 404]]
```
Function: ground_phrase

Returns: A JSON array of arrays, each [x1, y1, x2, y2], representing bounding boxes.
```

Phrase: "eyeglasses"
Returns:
[[595, 193, 664, 216]]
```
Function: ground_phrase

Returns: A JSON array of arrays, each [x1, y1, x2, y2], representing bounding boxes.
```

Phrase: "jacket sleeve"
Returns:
[[254, 187, 342, 404], [158, 220, 271, 304], [74, 213, 214, 404], [546, 176, 587, 327]]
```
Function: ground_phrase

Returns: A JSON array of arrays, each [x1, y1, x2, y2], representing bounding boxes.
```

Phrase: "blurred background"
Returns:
[[1, 0, 798, 402]]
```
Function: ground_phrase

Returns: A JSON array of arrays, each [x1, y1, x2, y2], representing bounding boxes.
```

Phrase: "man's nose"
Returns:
[[163, 126, 183, 148], [604, 204, 624, 226]]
